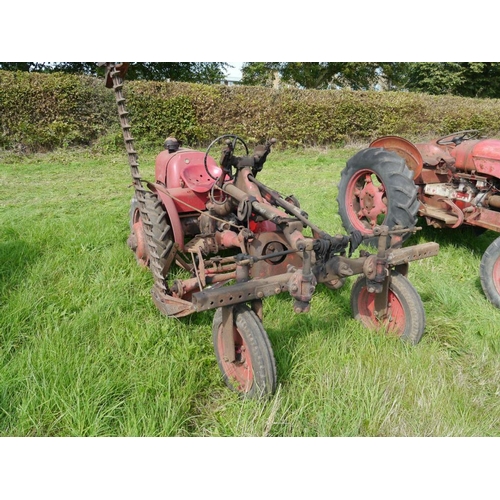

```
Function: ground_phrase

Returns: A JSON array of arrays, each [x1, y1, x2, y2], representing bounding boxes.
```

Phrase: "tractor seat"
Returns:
[[180, 163, 222, 193]]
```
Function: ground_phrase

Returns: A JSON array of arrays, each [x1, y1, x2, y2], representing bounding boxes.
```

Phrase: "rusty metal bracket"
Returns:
[[221, 306, 235, 363], [251, 299, 263, 321], [192, 274, 291, 312], [151, 284, 195, 318], [374, 274, 391, 320], [386, 242, 439, 266]]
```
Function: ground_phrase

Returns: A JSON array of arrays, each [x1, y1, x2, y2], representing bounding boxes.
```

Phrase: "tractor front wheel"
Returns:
[[350, 271, 426, 344], [337, 148, 419, 247], [480, 236, 500, 308], [212, 305, 277, 398]]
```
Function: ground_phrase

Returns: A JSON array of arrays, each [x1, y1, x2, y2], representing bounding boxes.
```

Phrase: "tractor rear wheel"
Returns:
[[144, 191, 176, 281], [337, 148, 419, 247], [128, 193, 175, 279], [212, 305, 277, 398], [480, 236, 500, 308], [350, 271, 426, 344]]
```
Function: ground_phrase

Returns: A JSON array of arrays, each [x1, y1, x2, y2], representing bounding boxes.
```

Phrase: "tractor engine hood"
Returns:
[[452, 138, 500, 175]]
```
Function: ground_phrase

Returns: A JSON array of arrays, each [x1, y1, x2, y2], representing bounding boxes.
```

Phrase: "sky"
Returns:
[[225, 62, 243, 81]]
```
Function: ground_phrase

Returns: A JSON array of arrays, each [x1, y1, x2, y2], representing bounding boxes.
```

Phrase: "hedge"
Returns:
[[0, 71, 116, 151], [2, 69, 500, 152]]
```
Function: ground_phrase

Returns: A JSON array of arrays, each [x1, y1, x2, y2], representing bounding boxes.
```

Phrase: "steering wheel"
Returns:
[[204, 134, 249, 181], [436, 129, 480, 145]]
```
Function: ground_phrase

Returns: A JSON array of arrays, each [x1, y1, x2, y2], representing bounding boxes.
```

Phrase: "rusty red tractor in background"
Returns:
[[338, 130, 500, 308], [102, 63, 438, 398]]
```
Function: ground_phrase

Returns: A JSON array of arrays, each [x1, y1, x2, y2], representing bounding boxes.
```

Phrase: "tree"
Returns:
[[453, 63, 500, 98], [0, 62, 58, 72], [241, 62, 382, 90], [396, 62, 500, 98], [240, 62, 500, 98], [403, 62, 464, 95], [240, 62, 281, 87], [376, 62, 412, 91], [0, 62, 230, 84], [282, 62, 380, 90], [124, 62, 229, 84]]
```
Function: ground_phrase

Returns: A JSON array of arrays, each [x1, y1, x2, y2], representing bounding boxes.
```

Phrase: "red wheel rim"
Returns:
[[132, 209, 148, 265], [345, 169, 388, 233], [132, 206, 141, 226], [357, 286, 406, 337], [217, 325, 254, 392], [493, 257, 500, 297]]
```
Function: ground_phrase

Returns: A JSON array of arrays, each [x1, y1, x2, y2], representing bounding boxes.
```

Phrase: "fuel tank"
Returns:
[[370, 135, 500, 180], [451, 139, 500, 176]]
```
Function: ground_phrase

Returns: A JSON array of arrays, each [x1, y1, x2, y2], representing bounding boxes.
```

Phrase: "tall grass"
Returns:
[[1, 146, 500, 436]]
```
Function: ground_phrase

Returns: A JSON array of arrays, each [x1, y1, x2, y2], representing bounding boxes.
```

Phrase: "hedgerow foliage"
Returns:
[[2, 69, 500, 152], [0, 71, 116, 151]]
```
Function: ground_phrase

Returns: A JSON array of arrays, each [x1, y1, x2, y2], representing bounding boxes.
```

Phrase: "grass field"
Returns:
[[1, 145, 500, 437]]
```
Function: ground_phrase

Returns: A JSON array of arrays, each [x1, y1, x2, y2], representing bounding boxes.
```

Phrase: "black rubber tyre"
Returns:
[[337, 148, 419, 247], [350, 271, 426, 344], [212, 305, 277, 398], [128, 194, 175, 276], [143, 191, 176, 280], [480, 236, 500, 308]]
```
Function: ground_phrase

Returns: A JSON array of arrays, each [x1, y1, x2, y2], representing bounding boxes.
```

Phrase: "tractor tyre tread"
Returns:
[[213, 305, 277, 398], [480, 236, 500, 309], [143, 191, 175, 281]]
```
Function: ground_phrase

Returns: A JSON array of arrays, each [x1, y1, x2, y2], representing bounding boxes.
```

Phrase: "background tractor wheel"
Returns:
[[212, 305, 277, 398], [337, 148, 419, 247], [350, 271, 426, 344], [480, 236, 500, 308]]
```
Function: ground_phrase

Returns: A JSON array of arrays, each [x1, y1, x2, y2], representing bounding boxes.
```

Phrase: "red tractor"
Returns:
[[103, 63, 438, 398], [338, 130, 500, 308]]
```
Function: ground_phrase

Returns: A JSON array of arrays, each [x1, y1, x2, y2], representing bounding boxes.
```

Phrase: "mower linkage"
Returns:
[[102, 62, 439, 398]]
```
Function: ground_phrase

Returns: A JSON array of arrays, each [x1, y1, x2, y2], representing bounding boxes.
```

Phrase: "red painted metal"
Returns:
[[215, 322, 254, 392], [155, 149, 221, 190], [365, 131, 500, 309], [148, 183, 185, 250], [370, 133, 500, 233], [415, 141, 454, 167], [164, 187, 209, 212], [132, 220, 148, 264], [345, 168, 388, 231], [492, 257, 500, 297], [370, 136, 423, 178], [455, 139, 500, 175], [103, 62, 440, 397], [355, 285, 407, 336]]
